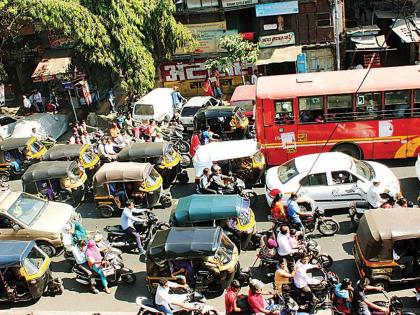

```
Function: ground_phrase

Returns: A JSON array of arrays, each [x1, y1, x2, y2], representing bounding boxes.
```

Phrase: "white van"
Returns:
[[132, 88, 175, 122]]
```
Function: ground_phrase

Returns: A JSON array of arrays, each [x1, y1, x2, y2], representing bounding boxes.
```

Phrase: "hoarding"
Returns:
[[255, 1, 298, 17]]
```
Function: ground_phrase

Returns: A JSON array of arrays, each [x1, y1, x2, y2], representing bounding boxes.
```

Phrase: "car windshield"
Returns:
[[181, 107, 201, 117], [277, 159, 299, 184], [134, 104, 154, 116], [215, 234, 234, 265], [354, 159, 374, 181], [81, 149, 96, 164], [145, 168, 161, 188], [233, 100, 254, 112], [7, 194, 47, 226], [238, 206, 251, 226], [23, 246, 46, 276], [30, 141, 44, 154]]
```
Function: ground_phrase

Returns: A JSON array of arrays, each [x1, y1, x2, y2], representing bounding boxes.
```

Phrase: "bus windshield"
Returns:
[[354, 159, 374, 181], [277, 159, 299, 183]]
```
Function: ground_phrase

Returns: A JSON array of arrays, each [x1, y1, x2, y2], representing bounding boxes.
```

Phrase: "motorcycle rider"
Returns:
[[155, 278, 195, 315], [286, 193, 313, 232], [225, 279, 248, 315], [334, 278, 353, 313], [351, 278, 387, 315], [276, 225, 298, 270], [209, 164, 232, 194], [198, 168, 217, 194], [121, 201, 147, 256], [293, 253, 324, 314]]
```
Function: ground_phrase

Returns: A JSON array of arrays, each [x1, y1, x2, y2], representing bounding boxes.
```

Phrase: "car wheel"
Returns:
[[332, 143, 362, 159], [37, 241, 56, 257]]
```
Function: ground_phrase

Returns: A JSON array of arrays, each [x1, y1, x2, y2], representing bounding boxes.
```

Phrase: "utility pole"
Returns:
[[334, 0, 341, 70]]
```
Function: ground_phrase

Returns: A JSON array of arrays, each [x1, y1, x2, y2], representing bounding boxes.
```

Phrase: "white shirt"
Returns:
[[23, 98, 31, 108], [98, 143, 106, 156], [293, 261, 320, 288], [277, 233, 294, 256], [104, 143, 116, 155], [121, 207, 146, 230], [251, 74, 258, 85], [367, 184, 383, 208], [34, 92, 42, 103], [155, 281, 178, 308]]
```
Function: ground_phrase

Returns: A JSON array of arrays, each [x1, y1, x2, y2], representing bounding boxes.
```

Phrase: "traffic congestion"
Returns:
[[0, 67, 420, 315]]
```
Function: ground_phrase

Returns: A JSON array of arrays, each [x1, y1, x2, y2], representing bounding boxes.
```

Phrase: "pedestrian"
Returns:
[[22, 95, 32, 114], [171, 86, 185, 109], [211, 67, 223, 98], [33, 89, 44, 112], [358, 1, 367, 22], [107, 88, 116, 113], [251, 70, 258, 85], [189, 130, 201, 157], [29, 91, 39, 113], [202, 75, 214, 97]]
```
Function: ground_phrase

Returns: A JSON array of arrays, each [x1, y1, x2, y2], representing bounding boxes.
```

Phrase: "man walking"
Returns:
[[33, 90, 44, 112]]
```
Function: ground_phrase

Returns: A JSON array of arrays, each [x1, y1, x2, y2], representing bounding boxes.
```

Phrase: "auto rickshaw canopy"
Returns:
[[117, 142, 170, 161], [356, 208, 420, 260], [0, 240, 35, 268], [0, 137, 32, 151], [193, 139, 261, 176], [43, 144, 86, 160], [171, 195, 248, 226], [148, 227, 223, 261], [93, 161, 153, 187], [195, 105, 237, 120], [21, 160, 78, 183]]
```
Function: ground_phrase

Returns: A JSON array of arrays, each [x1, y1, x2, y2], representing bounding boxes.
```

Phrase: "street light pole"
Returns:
[[334, 0, 341, 70]]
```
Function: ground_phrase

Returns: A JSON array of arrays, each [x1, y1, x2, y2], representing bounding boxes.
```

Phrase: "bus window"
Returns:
[[326, 94, 353, 121], [274, 100, 294, 125], [384, 90, 410, 118], [414, 90, 420, 117], [356, 92, 381, 119], [298, 96, 324, 124]]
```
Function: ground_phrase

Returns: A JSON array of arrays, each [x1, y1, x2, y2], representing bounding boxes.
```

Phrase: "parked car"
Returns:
[[0, 190, 75, 257], [132, 88, 175, 122], [180, 96, 221, 132], [11, 113, 68, 140], [0, 115, 18, 140], [265, 152, 400, 210]]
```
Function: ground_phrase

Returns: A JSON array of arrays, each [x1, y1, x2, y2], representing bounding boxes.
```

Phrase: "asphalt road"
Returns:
[[3, 158, 420, 314]]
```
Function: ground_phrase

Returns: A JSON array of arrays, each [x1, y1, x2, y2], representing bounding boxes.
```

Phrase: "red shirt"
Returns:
[[248, 290, 264, 314], [189, 134, 200, 157], [225, 287, 238, 314]]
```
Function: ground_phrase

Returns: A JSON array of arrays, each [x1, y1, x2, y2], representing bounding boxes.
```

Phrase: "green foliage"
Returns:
[[205, 34, 258, 82], [0, 0, 194, 95]]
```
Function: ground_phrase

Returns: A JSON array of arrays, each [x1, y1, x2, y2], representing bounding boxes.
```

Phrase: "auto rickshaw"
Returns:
[[0, 240, 63, 303], [0, 137, 47, 182], [170, 194, 257, 252], [93, 161, 172, 218], [146, 226, 240, 295], [193, 139, 265, 187], [42, 144, 100, 184], [193, 105, 249, 141], [117, 142, 188, 187], [21, 160, 87, 207], [353, 208, 420, 290]]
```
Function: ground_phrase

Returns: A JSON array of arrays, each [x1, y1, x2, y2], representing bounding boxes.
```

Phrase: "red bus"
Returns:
[[255, 65, 420, 166]]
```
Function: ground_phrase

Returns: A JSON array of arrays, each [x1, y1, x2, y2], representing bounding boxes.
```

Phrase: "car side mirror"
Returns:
[[12, 224, 21, 231]]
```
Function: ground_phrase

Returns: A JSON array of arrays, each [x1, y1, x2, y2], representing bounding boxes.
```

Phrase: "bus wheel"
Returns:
[[332, 143, 362, 159]]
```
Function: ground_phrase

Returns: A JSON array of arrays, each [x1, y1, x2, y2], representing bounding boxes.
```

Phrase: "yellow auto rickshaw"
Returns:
[[93, 161, 172, 218], [0, 137, 47, 182]]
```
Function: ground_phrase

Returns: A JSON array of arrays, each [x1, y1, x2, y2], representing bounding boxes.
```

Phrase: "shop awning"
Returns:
[[392, 18, 420, 43], [256, 45, 302, 65], [31, 56, 72, 83], [350, 35, 388, 49]]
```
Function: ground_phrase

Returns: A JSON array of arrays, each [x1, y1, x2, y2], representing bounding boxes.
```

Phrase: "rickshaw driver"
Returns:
[[155, 278, 196, 315], [351, 278, 386, 315], [209, 165, 232, 194], [121, 201, 147, 255]]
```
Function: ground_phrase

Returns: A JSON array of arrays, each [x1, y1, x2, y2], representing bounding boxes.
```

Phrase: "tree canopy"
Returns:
[[0, 0, 195, 95]]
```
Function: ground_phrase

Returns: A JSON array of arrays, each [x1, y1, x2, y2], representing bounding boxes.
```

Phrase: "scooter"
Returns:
[[135, 291, 219, 315]]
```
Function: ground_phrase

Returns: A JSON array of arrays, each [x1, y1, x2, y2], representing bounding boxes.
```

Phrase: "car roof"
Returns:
[[184, 96, 212, 107], [194, 139, 260, 163], [293, 152, 353, 173]]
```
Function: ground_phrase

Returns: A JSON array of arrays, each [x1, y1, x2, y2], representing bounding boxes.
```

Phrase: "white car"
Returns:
[[265, 152, 400, 210], [0, 115, 18, 140], [180, 96, 220, 132], [416, 154, 420, 181]]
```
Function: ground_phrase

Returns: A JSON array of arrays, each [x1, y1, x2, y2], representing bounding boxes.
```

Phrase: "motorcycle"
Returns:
[[135, 291, 219, 315], [162, 124, 190, 154], [104, 210, 170, 253], [73, 249, 136, 289], [368, 292, 416, 315], [299, 207, 339, 236]]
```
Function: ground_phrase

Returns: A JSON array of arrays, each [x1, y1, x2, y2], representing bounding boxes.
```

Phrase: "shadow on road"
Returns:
[[341, 241, 354, 256], [400, 177, 419, 202], [376, 158, 416, 168], [114, 271, 147, 303]]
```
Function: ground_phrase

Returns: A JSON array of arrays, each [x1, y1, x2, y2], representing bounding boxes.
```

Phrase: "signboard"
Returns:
[[264, 24, 278, 31], [259, 32, 295, 48], [296, 53, 308, 73], [62, 82, 74, 90], [255, 1, 298, 17], [221, 0, 258, 8]]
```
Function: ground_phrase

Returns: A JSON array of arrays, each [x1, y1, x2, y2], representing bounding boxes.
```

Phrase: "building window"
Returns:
[[327, 94, 353, 121], [317, 12, 331, 27], [274, 100, 294, 125], [384, 90, 410, 118], [298, 96, 324, 123], [186, 0, 218, 9]]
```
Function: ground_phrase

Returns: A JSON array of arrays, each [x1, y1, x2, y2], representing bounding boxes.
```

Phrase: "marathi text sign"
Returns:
[[221, 0, 258, 8], [255, 1, 298, 17], [259, 32, 295, 48]]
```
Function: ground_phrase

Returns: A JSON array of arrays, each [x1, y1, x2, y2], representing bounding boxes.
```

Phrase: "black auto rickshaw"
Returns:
[[193, 139, 265, 187], [42, 144, 101, 185], [146, 226, 240, 295], [170, 195, 257, 252], [353, 208, 420, 290], [193, 105, 249, 141], [117, 142, 188, 187], [93, 161, 172, 218], [0, 240, 63, 303], [21, 160, 87, 207], [0, 137, 47, 182]]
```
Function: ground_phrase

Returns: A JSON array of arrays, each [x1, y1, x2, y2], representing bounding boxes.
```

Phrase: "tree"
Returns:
[[205, 34, 258, 84]]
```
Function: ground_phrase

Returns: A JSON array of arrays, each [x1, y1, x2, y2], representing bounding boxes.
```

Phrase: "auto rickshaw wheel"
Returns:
[[0, 173, 9, 185], [98, 205, 114, 218], [160, 195, 172, 208], [370, 279, 389, 291], [36, 241, 56, 257]]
